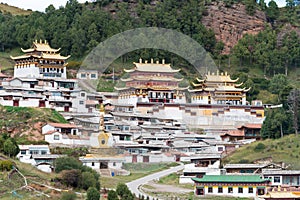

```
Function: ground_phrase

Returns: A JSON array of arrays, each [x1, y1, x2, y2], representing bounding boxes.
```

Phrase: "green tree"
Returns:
[[55, 156, 82, 173], [3, 138, 19, 157], [258, 0, 267, 10], [261, 108, 291, 139], [80, 171, 97, 190], [107, 190, 118, 200], [116, 183, 128, 198], [61, 169, 82, 188], [288, 89, 300, 135], [86, 187, 100, 200], [266, 0, 279, 23], [269, 74, 291, 103], [116, 183, 134, 200], [245, 0, 256, 15]]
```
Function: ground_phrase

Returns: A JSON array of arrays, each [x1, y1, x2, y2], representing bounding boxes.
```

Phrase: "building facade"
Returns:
[[192, 175, 270, 198], [190, 71, 249, 105], [115, 59, 187, 105], [11, 40, 70, 79]]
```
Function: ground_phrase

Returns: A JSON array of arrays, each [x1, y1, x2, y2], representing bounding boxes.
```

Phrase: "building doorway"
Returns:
[[13, 100, 19, 107], [100, 162, 108, 169]]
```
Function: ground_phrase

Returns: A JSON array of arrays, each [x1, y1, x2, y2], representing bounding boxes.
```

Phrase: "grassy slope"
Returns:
[[222, 134, 300, 169], [0, 105, 68, 142], [0, 3, 32, 15], [0, 154, 57, 200]]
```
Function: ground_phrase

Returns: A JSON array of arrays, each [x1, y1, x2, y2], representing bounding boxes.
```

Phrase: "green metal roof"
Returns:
[[192, 175, 270, 183]]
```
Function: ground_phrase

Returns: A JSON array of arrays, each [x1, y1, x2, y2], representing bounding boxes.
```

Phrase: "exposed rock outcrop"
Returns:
[[202, 2, 267, 54]]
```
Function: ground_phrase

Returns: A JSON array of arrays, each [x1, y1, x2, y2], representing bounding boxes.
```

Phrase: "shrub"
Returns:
[[238, 159, 250, 164], [254, 143, 266, 151], [61, 169, 82, 188], [87, 187, 100, 200], [80, 172, 97, 190], [61, 191, 77, 200], [0, 160, 13, 171], [107, 190, 118, 200], [55, 156, 82, 173]]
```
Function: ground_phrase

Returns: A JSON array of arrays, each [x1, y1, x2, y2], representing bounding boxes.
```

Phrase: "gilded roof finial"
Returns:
[[99, 102, 105, 132]]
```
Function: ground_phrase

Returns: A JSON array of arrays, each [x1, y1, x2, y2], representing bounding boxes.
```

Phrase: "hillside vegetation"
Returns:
[[0, 105, 68, 142], [0, 3, 32, 15], [222, 134, 300, 169], [0, 153, 57, 199]]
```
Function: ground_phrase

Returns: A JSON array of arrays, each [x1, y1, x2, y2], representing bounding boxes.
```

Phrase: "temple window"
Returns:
[[218, 187, 223, 193], [238, 187, 243, 193], [248, 187, 253, 193], [274, 176, 280, 183]]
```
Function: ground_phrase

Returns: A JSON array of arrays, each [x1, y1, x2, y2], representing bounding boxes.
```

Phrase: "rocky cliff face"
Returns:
[[202, 2, 267, 54]]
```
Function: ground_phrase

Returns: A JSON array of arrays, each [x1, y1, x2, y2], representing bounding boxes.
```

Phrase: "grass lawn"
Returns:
[[223, 134, 300, 169], [157, 172, 193, 189], [100, 162, 179, 189]]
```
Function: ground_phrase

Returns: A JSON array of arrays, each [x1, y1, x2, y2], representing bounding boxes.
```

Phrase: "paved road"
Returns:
[[126, 163, 184, 200]]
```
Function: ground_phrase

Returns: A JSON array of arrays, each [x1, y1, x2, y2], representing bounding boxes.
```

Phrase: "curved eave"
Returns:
[[21, 48, 35, 53], [229, 77, 239, 82], [136, 77, 183, 81], [41, 54, 71, 60], [196, 78, 205, 82], [120, 78, 133, 82], [192, 82, 203, 87], [10, 55, 32, 60], [136, 69, 181, 73], [244, 87, 251, 92], [114, 87, 129, 91], [235, 82, 243, 87], [177, 86, 189, 90], [189, 89, 203, 92], [124, 69, 135, 73]]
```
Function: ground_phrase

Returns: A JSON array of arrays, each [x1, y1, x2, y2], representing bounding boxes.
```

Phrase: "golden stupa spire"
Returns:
[[99, 102, 105, 132]]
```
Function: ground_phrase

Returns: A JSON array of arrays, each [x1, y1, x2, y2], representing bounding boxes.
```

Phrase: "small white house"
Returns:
[[44, 131, 90, 146], [42, 123, 80, 135], [17, 145, 63, 173], [179, 162, 221, 184], [17, 145, 50, 164], [79, 154, 127, 176]]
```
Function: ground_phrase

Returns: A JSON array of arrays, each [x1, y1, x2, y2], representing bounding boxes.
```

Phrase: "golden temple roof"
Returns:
[[21, 39, 61, 53], [10, 53, 70, 60], [41, 53, 70, 60], [121, 76, 183, 82], [124, 59, 180, 73], [10, 55, 33, 60], [115, 85, 188, 91], [11, 40, 70, 61], [205, 71, 239, 83]]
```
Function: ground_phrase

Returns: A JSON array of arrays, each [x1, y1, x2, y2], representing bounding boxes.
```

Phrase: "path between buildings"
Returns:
[[126, 163, 185, 200]]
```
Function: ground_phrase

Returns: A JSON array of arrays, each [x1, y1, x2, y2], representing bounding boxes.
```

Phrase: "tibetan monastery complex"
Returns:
[[114, 59, 264, 130], [0, 41, 264, 131]]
